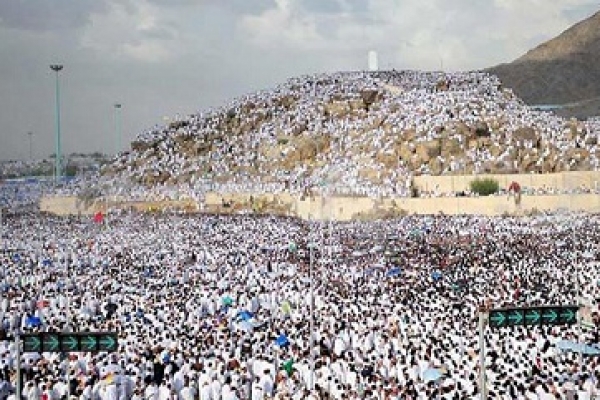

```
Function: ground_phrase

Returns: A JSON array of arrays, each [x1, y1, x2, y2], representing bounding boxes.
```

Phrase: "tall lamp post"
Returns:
[[27, 132, 33, 160], [50, 64, 64, 183], [308, 216, 315, 391], [114, 103, 122, 155]]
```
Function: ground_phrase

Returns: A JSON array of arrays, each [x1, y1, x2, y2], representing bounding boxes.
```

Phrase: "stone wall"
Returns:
[[40, 171, 600, 219], [203, 191, 600, 220], [39, 196, 197, 216], [40, 196, 93, 216], [41, 192, 600, 219], [413, 170, 600, 194]]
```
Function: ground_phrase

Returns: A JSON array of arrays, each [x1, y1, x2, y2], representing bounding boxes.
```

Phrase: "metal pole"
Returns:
[[479, 310, 488, 400], [67, 368, 71, 400], [16, 331, 21, 400], [577, 259, 583, 366], [114, 104, 122, 155], [65, 251, 70, 329], [50, 64, 63, 184], [1, 208, 4, 300], [328, 185, 333, 260], [309, 216, 315, 391]]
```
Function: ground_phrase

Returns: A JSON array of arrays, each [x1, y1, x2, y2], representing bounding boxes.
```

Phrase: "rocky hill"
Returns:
[[488, 10, 600, 119], [101, 70, 600, 196]]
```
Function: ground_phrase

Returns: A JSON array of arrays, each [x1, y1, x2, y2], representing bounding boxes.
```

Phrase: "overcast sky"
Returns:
[[0, 0, 597, 161]]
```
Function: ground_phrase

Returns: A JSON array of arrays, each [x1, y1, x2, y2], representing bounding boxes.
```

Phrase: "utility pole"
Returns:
[[16, 332, 21, 400], [479, 309, 488, 400], [50, 64, 64, 183], [114, 103, 122, 155], [309, 215, 315, 390]]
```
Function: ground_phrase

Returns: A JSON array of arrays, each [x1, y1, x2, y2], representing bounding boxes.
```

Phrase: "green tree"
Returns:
[[470, 177, 499, 196], [64, 165, 78, 177]]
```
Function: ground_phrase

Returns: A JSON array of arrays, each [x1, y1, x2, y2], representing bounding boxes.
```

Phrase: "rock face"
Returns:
[[487, 11, 600, 118], [103, 70, 600, 189]]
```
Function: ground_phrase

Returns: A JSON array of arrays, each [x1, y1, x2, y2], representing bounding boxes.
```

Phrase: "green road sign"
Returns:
[[80, 335, 97, 352], [489, 310, 506, 326], [98, 333, 118, 352], [542, 309, 558, 324], [22, 335, 41, 352], [508, 309, 524, 325], [42, 333, 60, 352], [60, 335, 79, 352], [488, 305, 579, 329], [20, 332, 117, 353], [524, 309, 541, 325], [560, 308, 576, 323]]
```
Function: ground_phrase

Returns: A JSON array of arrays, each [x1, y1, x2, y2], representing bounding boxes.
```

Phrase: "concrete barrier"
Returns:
[[40, 196, 94, 216], [41, 192, 600, 220], [39, 170, 600, 219], [39, 196, 198, 216], [200, 192, 600, 220], [413, 171, 600, 194]]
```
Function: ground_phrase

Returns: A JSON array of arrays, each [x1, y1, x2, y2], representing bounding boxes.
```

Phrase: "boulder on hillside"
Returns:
[[513, 127, 538, 143], [474, 121, 490, 137], [401, 129, 417, 141], [455, 122, 475, 139], [324, 102, 350, 118], [348, 99, 365, 111], [428, 158, 444, 175], [376, 153, 399, 168], [279, 95, 298, 109], [360, 90, 383, 109], [131, 141, 153, 152], [566, 148, 590, 161], [415, 140, 441, 163], [168, 120, 189, 130], [436, 80, 450, 91]]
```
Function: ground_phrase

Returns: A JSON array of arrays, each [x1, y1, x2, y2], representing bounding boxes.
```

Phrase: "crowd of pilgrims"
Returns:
[[100, 70, 600, 200], [0, 208, 598, 399]]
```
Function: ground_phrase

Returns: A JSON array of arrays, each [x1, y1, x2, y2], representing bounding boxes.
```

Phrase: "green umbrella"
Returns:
[[281, 359, 294, 376], [222, 296, 233, 306]]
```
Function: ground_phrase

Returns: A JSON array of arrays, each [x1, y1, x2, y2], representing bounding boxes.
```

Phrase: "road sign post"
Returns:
[[478, 310, 488, 400], [21, 332, 117, 353], [16, 332, 21, 400], [484, 304, 580, 397]]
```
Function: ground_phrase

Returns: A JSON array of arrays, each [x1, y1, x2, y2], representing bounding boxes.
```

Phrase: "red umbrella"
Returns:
[[93, 211, 104, 224]]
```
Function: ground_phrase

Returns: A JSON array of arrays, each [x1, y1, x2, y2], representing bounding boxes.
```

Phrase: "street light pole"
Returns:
[[308, 216, 315, 391], [50, 64, 64, 183], [114, 103, 122, 155], [479, 310, 488, 400]]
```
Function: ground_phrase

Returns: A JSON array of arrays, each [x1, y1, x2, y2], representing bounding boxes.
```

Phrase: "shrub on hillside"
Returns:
[[470, 177, 499, 196]]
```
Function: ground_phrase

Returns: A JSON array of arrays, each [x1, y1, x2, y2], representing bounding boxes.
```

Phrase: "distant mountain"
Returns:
[[488, 10, 600, 119]]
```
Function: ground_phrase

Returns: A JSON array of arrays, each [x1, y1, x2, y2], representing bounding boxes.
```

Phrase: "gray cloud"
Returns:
[[0, 0, 598, 161], [300, 0, 343, 14], [221, 0, 277, 16], [0, 0, 108, 32]]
